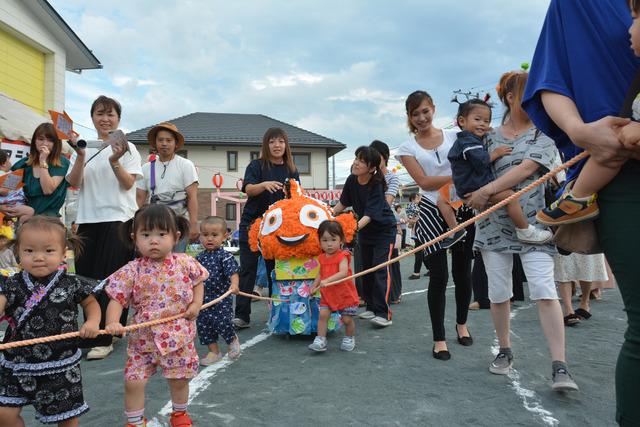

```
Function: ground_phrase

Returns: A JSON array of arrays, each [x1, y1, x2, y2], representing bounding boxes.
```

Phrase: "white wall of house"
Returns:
[[135, 144, 330, 190], [0, 0, 67, 111]]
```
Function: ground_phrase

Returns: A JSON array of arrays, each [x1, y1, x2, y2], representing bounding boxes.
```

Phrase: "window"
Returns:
[[225, 203, 236, 221], [292, 153, 311, 174], [250, 151, 260, 161], [227, 151, 238, 171]]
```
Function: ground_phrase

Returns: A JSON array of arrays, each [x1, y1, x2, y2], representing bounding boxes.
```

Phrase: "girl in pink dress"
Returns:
[[104, 204, 208, 427], [309, 220, 360, 353]]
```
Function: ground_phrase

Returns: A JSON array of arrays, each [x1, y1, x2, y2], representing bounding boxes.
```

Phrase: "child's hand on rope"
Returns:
[[105, 322, 126, 336], [79, 319, 100, 339], [184, 303, 201, 321]]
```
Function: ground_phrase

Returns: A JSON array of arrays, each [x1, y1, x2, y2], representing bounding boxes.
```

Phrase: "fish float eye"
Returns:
[[299, 204, 329, 229], [261, 208, 283, 235]]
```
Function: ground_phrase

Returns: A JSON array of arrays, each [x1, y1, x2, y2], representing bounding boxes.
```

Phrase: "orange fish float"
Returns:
[[249, 179, 357, 259], [249, 179, 357, 335]]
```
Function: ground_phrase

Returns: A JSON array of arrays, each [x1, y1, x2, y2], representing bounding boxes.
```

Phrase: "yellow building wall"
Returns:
[[0, 29, 45, 114]]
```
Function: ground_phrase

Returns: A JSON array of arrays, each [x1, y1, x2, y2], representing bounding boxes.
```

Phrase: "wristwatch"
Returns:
[[40, 162, 48, 169]]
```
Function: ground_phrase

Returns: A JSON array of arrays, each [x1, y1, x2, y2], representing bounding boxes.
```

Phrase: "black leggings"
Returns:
[[413, 250, 428, 275], [424, 230, 473, 342], [235, 229, 274, 322]]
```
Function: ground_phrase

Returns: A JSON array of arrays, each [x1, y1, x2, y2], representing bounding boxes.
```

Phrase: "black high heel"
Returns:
[[432, 345, 451, 361], [455, 324, 473, 346]]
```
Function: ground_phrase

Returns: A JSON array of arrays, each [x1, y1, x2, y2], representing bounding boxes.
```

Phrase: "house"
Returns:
[[126, 112, 346, 225], [0, 0, 101, 160]]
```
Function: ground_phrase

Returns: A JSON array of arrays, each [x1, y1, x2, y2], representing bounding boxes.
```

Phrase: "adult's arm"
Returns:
[[136, 189, 148, 208], [37, 167, 65, 195], [245, 181, 282, 197], [540, 91, 630, 167], [399, 155, 451, 192], [109, 140, 138, 190], [185, 181, 199, 240], [465, 160, 540, 210], [65, 149, 86, 188]]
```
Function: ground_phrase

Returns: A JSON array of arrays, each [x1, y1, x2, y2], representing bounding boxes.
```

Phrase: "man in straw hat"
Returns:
[[136, 122, 199, 251]]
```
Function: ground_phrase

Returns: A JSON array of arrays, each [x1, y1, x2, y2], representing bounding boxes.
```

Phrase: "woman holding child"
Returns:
[[396, 90, 474, 360], [465, 70, 577, 391]]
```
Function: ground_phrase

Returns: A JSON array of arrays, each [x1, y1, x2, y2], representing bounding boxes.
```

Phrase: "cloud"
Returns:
[[50, 0, 553, 186]]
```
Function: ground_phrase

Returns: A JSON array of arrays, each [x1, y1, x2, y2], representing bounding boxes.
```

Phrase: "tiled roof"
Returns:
[[127, 112, 346, 156]]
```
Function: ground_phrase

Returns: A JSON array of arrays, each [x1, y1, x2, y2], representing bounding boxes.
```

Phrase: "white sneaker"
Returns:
[[86, 345, 113, 360], [370, 316, 392, 327], [227, 337, 241, 360], [358, 310, 375, 320], [340, 336, 356, 351], [232, 318, 250, 329], [308, 336, 327, 352], [515, 225, 553, 244], [200, 352, 223, 366]]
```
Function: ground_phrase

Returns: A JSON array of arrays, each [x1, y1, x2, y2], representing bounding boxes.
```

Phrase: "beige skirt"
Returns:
[[554, 252, 609, 283]]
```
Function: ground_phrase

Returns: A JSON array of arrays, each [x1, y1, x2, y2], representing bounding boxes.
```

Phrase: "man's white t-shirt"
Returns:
[[137, 155, 198, 196], [395, 129, 457, 203], [75, 142, 143, 224]]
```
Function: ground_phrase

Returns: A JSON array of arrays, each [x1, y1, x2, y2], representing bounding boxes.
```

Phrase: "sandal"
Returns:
[[564, 313, 581, 327], [574, 308, 592, 319]]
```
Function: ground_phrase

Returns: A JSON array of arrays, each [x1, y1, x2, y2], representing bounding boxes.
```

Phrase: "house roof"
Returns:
[[127, 112, 347, 157], [23, 0, 101, 72]]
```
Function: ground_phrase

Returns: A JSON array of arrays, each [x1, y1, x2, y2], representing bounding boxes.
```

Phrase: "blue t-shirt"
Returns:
[[522, 0, 640, 182], [239, 159, 300, 233], [339, 174, 395, 244]]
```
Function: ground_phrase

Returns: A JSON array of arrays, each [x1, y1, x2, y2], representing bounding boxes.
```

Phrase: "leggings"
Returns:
[[598, 162, 640, 426], [235, 228, 274, 323], [423, 227, 473, 342]]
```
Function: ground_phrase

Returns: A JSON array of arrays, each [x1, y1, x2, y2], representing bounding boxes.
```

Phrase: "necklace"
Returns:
[[159, 157, 172, 179], [507, 120, 532, 138]]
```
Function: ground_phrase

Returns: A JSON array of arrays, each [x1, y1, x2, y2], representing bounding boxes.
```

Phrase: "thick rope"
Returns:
[[0, 290, 288, 351], [0, 150, 588, 350], [321, 150, 589, 287]]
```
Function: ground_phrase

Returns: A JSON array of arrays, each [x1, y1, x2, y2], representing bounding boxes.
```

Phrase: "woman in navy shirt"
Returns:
[[233, 128, 299, 328], [334, 146, 396, 327]]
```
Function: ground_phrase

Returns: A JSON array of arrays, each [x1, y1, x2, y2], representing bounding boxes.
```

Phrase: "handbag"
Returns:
[[148, 159, 189, 217]]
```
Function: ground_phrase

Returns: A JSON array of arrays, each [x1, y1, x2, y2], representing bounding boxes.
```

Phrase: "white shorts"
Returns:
[[481, 250, 558, 303]]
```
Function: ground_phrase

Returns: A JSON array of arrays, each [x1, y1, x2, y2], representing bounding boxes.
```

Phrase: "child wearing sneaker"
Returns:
[[448, 99, 553, 244], [104, 204, 209, 427], [195, 216, 241, 365], [308, 220, 360, 352]]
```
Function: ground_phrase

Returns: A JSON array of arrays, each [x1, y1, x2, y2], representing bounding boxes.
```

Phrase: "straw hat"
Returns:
[[147, 122, 185, 150]]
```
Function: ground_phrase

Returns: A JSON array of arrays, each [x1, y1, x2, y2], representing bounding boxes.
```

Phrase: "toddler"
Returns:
[[195, 216, 241, 365], [0, 216, 100, 426], [308, 220, 359, 352], [104, 204, 208, 427], [448, 99, 552, 244]]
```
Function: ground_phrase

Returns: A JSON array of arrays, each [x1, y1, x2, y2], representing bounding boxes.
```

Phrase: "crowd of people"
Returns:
[[0, 0, 639, 425]]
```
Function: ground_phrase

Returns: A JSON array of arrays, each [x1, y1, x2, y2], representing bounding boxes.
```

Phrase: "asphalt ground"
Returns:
[[8, 253, 624, 426]]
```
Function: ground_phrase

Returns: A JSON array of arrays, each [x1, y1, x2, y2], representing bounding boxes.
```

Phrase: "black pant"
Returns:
[[512, 254, 525, 302], [413, 250, 428, 275], [75, 221, 133, 348], [471, 252, 490, 309], [389, 248, 402, 302], [360, 237, 394, 319], [424, 229, 473, 342], [401, 229, 407, 249], [353, 245, 364, 299], [235, 230, 274, 323]]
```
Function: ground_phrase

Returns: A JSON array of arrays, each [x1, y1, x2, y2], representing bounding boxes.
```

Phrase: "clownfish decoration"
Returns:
[[249, 179, 357, 260]]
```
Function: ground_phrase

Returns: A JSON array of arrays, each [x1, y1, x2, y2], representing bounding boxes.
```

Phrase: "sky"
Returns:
[[50, 0, 552, 185]]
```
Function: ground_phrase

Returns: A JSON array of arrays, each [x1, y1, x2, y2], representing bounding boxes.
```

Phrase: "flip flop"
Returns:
[[574, 308, 592, 319], [564, 313, 581, 327]]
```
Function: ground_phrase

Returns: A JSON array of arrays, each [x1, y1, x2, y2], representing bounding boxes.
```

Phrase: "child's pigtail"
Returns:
[[175, 214, 191, 241], [65, 233, 84, 259], [118, 218, 136, 250]]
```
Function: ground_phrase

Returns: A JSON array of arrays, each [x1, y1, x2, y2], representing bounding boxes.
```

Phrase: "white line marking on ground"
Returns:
[[148, 331, 271, 426], [491, 303, 559, 427], [400, 286, 452, 297], [96, 368, 122, 376]]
